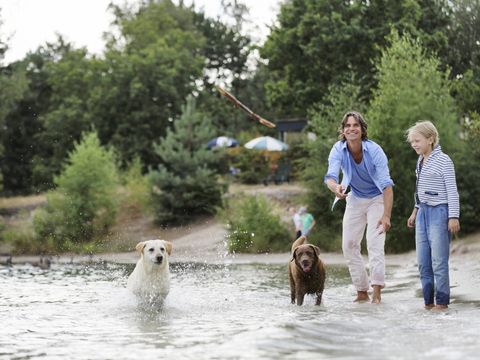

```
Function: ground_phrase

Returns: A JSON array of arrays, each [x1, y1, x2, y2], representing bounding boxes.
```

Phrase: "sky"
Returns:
[[0, 0, 281, 65]]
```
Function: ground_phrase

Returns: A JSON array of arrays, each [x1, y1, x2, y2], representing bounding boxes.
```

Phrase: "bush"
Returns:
[[231, 148, 269, 184], [2, 227, 47, 254], [225, 195, 290, 253], [120, 156, 152, 215], [33, 131, 119, 247], [0, 208, 52, 254]]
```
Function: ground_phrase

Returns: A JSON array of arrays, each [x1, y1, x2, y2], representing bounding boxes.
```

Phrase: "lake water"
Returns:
[[1, 257, 479, 359]]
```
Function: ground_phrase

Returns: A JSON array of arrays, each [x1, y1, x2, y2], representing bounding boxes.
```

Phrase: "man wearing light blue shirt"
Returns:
[[325, 111, 394, 304]]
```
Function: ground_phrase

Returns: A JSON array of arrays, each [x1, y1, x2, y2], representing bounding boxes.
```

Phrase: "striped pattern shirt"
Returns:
[[415, 145, 460, 218]]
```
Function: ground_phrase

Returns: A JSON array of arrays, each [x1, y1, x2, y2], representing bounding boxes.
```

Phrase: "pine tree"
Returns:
[[149, 95, 223, 224]]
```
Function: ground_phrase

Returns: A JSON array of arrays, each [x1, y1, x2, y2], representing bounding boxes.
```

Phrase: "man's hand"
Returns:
[[377, 215, 391, 234], [334, 184, 348, 199]]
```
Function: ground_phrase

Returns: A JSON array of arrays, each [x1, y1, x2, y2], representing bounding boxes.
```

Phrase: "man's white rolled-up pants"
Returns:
[[342, 193, 385, 291]]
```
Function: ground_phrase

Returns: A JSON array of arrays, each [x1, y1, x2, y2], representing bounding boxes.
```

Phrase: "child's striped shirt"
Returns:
[[415, 145, 460, 218]]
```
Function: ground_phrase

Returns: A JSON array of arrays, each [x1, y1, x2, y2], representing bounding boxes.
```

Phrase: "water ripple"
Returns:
[[1, 258, 479, 359]]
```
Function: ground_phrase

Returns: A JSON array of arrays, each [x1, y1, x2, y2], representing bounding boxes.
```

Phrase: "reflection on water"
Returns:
[[0, 257, 479, 359]]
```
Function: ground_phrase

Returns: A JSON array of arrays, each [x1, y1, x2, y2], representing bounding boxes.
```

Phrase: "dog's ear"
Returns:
[[309, 244, 321, 258], [164, 241, 173, 255], [135, 241, 147, 254], [291, 247, 298, 262]]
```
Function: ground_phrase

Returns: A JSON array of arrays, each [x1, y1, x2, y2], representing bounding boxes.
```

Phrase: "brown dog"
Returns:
[[289, 236, 326, 305]]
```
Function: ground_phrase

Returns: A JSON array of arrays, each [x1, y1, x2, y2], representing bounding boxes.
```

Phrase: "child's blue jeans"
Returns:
[[416, 203, 451, 305]]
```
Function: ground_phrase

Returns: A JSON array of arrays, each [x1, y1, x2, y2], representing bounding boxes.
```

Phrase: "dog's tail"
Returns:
[[291, 235, 307, 253]]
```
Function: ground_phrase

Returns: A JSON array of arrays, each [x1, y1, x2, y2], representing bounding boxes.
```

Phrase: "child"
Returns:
[[289, 206, 302, 239], [406, 121, 460, 310], [298, 206, 316, 237]]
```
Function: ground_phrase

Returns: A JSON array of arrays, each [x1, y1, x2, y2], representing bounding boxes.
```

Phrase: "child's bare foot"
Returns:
[[433, 304, 448, 311], [424, 304, 435, 310], [371, 285, 381, 304], [354, 291, 369, 302]]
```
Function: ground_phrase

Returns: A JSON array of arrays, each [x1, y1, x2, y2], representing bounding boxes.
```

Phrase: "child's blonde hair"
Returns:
[[405, 120, 439, 148]]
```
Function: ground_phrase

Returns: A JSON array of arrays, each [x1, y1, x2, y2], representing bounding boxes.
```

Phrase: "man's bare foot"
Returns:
[[424, 304, 435, 310], [354, 291, 369, 302], [433, 304, 448, 311], [371, 285, 381, 304]]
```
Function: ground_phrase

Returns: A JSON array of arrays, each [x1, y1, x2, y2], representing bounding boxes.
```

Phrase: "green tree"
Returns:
[[452, 70, 480, 116], [193, 8, 251, 84], [33, 131, 119, 246], [367, 32, 458, 252], [96, 0, 206, 168], [447, 0, 480, 115], [0, 13, 30, 191], [454, 112, 480, 234], [1, 1, 258, 195], [0, 37, 99, 194], [0, 65, 29, 193], [32, 39, 98, 188], [191, 4, 257, 136], [261, 0, 451, 117], [446, 0, 480, 77], [149, 95, 223, 224]]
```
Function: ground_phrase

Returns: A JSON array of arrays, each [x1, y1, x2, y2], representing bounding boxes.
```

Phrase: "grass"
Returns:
[[0, 194, 46, 210]]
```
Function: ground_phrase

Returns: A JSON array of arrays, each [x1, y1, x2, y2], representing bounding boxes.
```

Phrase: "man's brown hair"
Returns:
[[338, 111, 368, 141]]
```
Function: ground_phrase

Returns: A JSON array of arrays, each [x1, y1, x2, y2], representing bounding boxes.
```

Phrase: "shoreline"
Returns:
[[1, 238, 476, 268], [1, 211, 478, 268], [0, 250, 414, 267]]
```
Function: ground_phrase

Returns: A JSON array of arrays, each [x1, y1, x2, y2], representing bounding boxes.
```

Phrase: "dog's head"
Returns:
[[135, 239, 172, 266], [292, 244, 320, 273]]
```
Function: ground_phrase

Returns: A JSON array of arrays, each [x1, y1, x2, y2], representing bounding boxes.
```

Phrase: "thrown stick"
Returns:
[[216, 86, 276, 128]]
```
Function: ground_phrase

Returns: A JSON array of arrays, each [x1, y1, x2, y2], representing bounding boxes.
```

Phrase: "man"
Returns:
[[324, 111, 394, 304]]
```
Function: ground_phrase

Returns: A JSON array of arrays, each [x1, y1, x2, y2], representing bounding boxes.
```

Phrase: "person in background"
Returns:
[[299, 206, 316, 237], [289, 206, 302, 239], [406, 120, 460, 311], [324, 111, 394, 304]]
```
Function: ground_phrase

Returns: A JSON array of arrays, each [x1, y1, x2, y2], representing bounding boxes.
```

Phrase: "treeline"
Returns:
[[0, 0, 269, 195], [1, 0, 479, 253]]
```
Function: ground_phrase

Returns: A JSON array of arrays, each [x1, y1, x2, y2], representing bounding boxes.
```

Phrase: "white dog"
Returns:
[[127, 239, 173, 304]]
